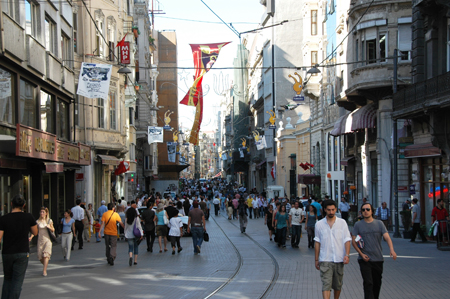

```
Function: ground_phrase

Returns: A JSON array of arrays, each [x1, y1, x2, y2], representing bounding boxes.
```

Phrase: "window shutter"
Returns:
[[398, 24, 411, 51], [109, 41, 114, 61], [365, 27, 376, 41]]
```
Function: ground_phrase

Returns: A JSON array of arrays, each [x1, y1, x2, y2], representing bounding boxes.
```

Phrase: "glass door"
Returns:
[[23, 175, 31, 213], [0, 176, 11, 215]]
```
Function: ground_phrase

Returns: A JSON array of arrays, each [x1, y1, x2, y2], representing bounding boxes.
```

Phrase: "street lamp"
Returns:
[[307, 64, 321, 75], [118, 66, 132, 74]]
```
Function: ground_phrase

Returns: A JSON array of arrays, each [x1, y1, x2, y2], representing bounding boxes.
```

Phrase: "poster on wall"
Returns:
[[76, 63, 112, 100], [167, 142, 176, 163], [148, 126, 163, 144]]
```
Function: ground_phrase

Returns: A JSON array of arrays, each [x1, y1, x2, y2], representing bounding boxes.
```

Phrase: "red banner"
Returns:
[[121, 42, 130, 64], [180, 42, 230, 145]]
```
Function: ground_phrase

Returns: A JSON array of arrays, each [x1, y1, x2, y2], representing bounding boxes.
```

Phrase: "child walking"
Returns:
[[168, 214, 183, 255]]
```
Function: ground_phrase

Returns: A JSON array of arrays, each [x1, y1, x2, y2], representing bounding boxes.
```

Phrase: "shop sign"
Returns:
[[398, 186, 408, 192], [16, 124, 91, 165], [76, 173, 84, 181], [121, 42, 130, 64]]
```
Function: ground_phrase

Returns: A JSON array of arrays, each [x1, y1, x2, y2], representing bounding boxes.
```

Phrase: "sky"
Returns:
[[153, 0, 264, 132]]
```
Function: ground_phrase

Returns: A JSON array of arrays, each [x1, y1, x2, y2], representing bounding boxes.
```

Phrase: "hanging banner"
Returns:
[[148, 126, 163, 144], [222, 152, 227, 160], [239, 148, 244, 158], [120, 42, 130, 64], [256, 135, 267, 150], [76, 63, 112, 100], [167, 142, 176, 163], [179, 42, 231, 145]]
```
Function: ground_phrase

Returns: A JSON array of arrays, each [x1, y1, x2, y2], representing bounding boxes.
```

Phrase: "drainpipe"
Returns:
[[393, 49, 400, 238]]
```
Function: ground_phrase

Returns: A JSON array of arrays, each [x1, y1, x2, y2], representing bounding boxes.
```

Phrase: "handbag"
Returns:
[[133, 218, 142, 238], [46, 219, 57, 243], [163, 212, 169, 225], [203, 231, 209, 242]]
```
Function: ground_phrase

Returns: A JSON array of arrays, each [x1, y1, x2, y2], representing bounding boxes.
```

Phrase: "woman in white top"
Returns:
[[125, 208, 143, 266], [168, 214, 183, 255]]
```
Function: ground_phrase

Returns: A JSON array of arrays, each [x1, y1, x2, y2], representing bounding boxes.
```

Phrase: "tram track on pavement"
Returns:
[[203, 212, 279, 299], [202, 214, 243, 299]]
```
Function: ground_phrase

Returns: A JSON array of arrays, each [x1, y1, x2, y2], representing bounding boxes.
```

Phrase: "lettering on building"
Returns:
[[35, 137, 55, 154], [68, 147, 79, 161], [19, 130, 32, 153]]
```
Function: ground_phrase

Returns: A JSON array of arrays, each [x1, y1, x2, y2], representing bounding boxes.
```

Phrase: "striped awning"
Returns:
[[330, 115, 347, 136], [351, 103, 377, 131], [330, 112, 354, 137]]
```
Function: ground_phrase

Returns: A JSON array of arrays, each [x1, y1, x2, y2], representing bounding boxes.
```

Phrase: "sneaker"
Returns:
[[129, 257, 133, 266], [178, 247, 183, 253], [197, 245, 201, 253]]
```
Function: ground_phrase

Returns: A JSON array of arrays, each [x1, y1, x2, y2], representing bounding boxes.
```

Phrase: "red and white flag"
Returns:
[[114, 161, 130, 175], [116, 33, 128, 48], [271, 164, 276, 180]]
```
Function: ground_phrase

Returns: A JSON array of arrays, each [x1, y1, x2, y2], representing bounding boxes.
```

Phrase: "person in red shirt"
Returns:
[[431, 199, 449, 241]]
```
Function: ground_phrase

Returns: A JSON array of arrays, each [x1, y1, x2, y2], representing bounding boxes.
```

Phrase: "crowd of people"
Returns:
[[5, 177, 447, 299]]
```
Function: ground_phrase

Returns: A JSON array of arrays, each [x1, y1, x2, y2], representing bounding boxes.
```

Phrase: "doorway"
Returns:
[[0, 176, 11, 215]]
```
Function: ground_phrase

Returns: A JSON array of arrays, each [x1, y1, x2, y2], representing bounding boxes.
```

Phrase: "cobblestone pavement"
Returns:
[[2, 211, 450, 299]]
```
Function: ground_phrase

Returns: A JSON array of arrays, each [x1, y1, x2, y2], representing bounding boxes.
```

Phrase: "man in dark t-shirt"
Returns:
[[0, 194, 38, 298], [187, 201, 205, 255]]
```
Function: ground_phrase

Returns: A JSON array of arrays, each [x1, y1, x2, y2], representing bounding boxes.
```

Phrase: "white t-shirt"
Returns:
[[289, 208, 305, 226], [168, 217, 183, 237]]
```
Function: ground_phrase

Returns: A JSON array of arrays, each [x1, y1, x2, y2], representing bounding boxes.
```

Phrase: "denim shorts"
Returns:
[[319, 262, 344, 291]]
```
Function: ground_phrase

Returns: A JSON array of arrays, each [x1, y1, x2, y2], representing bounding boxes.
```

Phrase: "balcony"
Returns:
[[393, 71, 450, 117]]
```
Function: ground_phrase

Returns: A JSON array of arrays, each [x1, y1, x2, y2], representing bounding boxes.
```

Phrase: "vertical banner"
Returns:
[[256, 136, 267, 150], [167, 142, 176, 163], [239, 148, 244, 158], [148, 126, 163, 144], [121, 42, 130, 64], [179, 42, 231, 145], [76, 63, 112, 100]]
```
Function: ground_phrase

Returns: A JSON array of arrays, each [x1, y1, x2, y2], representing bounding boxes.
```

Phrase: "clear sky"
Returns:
[[153, 0, 264, 132]]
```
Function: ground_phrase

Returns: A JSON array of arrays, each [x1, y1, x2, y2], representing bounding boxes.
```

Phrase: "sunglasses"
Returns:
[[362, 208, 371, 212]]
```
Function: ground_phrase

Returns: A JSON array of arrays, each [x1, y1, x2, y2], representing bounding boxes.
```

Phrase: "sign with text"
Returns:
[[121, 42, 130, 64]]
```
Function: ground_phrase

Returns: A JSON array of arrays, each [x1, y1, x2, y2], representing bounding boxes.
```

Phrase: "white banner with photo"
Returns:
[[239, 148, 244, 158], [148, 126, 163, 144], [222, 152, 227, 160], [256, 136, 267, 150], [167, 142, 176, 163], [76, 63, 112, 100]]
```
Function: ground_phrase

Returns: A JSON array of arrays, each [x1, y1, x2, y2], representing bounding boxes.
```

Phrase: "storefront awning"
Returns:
[[330, 115, 347, 137], [404, 143, 442, 158], [340, 156, 355, 166], [351, 104, 377, 131], [97, 155, 120, 165], [330, 112, 354, 137], [298, 174, 321, 185]]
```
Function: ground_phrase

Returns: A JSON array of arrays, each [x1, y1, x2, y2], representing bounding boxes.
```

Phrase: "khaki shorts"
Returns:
[[319, 262, 344, 291], [156, 225, 167, 237]]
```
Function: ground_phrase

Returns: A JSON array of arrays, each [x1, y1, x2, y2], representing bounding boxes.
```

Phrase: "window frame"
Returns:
[[311, 10, 318, 36], [97, 98, 105, 128], [25, 0, 38, 37], [57, 98, 69, 141], [73, 12, 78, 54], [109, 91, 116, 130], [398, 23, 412, 61], [39, 89, 55, 134], [61, 31, 71, 68], [361, 27, 388, 65], [44, 15, 57, 54], [19, 78, 37, 128]]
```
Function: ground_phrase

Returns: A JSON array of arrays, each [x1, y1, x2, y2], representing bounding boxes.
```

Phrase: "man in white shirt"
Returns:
[[252, 196, 260, 219], [289, 201, 305, 248], [212, 196, 221, 216], [338, 197, 350, 223], [71, 199, 85, 250], [314, 200, 351, 299]]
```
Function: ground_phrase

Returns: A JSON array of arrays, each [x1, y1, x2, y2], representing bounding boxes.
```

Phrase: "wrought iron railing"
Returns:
[[393, 71, 450, 111]]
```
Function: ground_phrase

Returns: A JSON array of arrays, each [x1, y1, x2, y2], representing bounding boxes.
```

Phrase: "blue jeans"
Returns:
[[191, 227, 204, 253], [260, 207, 265, 217], [2, 253, 29, 299], [127, 238, 139, 255]]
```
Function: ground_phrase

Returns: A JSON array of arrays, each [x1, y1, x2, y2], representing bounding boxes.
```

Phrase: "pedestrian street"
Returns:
[[7, 212, 450, 299]]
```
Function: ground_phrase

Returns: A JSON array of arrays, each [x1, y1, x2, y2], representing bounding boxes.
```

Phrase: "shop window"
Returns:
[[311, 10, 318, 36], [19, 79, 37, 128], [0, 68, 15, 125], [25, 0, 38, 37], [45, 16, 57, 54], [40, 90, 54, 133], [109, 91, 116, 130], [57, 99, 69, 141], [97, 98, 105, 128]]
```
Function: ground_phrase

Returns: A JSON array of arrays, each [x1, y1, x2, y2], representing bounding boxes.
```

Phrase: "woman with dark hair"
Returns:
[[265, 204, 275, 241], [274, 205, 290, 248], [177, 201, 185, 216], [183, 198, 191, 217], [306, 205, 318, 248], [125, 208, 143, 266], [60, 210, 75, 261]]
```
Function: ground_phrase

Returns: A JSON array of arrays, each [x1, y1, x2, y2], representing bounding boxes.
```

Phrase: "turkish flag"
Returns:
[[114, 161, 130, 175], [116, 33, 128, 48], [271, 164, 276, 180]]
